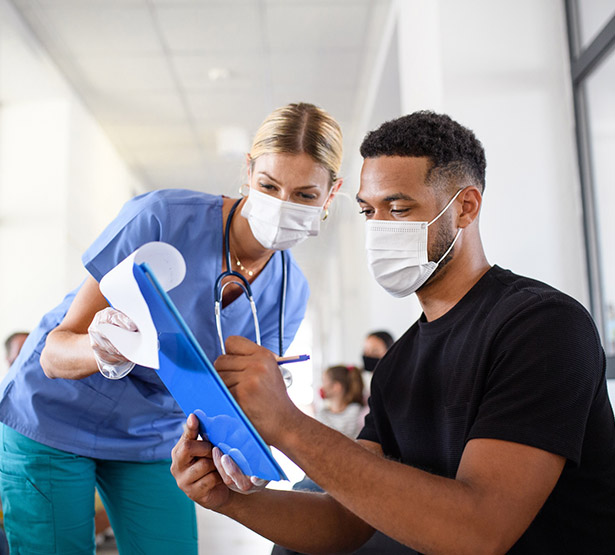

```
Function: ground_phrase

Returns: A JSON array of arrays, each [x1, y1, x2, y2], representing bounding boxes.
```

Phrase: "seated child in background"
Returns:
[[291, 365, 365, 494], [316, 365, 365, 438], [271, 366, 367, 554]]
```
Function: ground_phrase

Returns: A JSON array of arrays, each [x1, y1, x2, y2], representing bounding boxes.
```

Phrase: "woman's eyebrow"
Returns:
[[258, 171, 281, 184], [258, 172, 320, 190]]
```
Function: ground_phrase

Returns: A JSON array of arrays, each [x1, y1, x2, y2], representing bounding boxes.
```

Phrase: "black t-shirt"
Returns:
[[358, 266, 615, 554]]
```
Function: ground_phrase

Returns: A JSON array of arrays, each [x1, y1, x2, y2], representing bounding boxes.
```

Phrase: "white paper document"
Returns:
[[98, 241, 186, 369]]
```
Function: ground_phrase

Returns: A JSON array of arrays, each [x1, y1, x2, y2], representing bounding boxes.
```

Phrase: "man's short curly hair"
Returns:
[[360, 111, 486, 192]]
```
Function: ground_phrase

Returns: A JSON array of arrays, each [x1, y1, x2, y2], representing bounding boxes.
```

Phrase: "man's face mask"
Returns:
[[241, 187, 330, 251], [365, 188, 464, 298]]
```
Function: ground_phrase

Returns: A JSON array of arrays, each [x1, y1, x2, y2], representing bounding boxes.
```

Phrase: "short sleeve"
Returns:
[[357, 374, 400, 458], [468, 298, 605, 465], [358, 389, 380, 444], [82, 192, 166, 282]]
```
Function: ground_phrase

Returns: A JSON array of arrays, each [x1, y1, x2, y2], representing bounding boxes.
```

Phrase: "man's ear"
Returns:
[[457, 186, 482, 228]]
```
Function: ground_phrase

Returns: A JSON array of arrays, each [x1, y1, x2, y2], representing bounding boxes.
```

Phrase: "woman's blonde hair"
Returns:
[[249, 102, 343, 184]]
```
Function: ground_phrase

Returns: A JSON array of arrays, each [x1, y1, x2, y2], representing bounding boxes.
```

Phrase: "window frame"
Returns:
[[564, 0, 615, 378]]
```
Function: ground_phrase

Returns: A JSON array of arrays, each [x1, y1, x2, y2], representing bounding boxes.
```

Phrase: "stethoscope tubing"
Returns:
[[214, 197, 286, 356]]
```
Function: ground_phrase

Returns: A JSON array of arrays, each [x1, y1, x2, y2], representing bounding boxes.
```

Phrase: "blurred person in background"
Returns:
[[5, 333, 115, 548], [361, 329, 394, 397], [271, 364, 365, 555], [0, 331, 28, 555], [317, 364, 365, 439], [362, 330, 394, 374], [291, 364, 365, 493], [4, 332, 28, 367]]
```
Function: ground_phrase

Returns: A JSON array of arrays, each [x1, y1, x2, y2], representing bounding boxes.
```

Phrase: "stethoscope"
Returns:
[[214, 198, 287, 356]]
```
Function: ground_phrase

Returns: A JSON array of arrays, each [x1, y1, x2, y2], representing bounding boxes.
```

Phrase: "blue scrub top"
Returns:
[[0, 190, 309, 461]]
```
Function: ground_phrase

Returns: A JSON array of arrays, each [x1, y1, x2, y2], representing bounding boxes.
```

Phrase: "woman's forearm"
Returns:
[[40, 275, 110, 380], [40, 329, 99, 379]]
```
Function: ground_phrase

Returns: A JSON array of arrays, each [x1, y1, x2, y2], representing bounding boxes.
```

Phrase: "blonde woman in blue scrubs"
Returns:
[[0, 102, 343, 554]]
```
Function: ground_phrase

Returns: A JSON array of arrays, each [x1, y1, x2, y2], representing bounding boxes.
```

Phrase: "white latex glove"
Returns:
[[212, 446, 269, 494], [88, 307, 137, 380]]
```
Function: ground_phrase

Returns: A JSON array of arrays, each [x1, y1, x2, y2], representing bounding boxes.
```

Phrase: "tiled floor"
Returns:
[[196, 506, 274, 555], [96, 451, 302, 555], [96, 507, 274, 555]]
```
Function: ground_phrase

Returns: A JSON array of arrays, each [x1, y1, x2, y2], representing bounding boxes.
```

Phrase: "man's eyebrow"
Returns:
[[356, 192, 416, 203], [383, 193, 416, 202]]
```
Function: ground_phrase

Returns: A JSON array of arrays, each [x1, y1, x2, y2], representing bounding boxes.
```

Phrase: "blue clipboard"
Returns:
[[133, 261, 288, 482]]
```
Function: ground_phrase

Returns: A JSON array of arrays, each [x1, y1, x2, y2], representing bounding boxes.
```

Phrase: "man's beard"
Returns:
[[419, 216, 458, 291]]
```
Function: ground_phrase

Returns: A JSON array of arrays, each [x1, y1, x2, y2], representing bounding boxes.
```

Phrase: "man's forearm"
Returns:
[[275, 412, 516, 554], [211, 338, 562, 553], [217, 488, 374, 554]]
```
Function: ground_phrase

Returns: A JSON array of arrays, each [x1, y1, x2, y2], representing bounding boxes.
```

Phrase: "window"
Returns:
[[577, 0, 615, 48], [565, 1, 615, 377]]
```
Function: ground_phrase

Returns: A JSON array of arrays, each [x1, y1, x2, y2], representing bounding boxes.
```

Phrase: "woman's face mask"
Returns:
[[241, 187, 328, 250], [241, 152, 337, 251]]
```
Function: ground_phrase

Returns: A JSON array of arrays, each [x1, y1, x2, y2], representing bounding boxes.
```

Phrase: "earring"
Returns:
[[322, 208, 329, 221], [239, 184, 249, 197]]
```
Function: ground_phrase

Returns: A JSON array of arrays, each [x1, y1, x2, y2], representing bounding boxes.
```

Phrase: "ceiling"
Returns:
[[8, 0, 392, 193]]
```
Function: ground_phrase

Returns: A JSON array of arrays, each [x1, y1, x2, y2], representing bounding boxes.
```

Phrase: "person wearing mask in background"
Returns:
[[0, 102, 343, 554], [171, 111, 615, 554], [361, 330, 394, 374], [361, 329, 394, 398]]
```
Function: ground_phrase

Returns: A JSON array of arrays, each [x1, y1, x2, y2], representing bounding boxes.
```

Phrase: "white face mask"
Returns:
[[365, 189, 464, 297], [241, 187, 329, 250]]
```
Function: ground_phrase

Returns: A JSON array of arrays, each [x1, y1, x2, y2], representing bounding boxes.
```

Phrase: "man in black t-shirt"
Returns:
[[171, 112, 615, 553]]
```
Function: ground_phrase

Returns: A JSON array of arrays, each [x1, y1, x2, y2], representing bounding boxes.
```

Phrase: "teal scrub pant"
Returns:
[[0, 424, 197, 555]]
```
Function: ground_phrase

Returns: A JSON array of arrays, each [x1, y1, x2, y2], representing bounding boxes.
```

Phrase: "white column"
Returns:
[[397, 0, 444, 113]]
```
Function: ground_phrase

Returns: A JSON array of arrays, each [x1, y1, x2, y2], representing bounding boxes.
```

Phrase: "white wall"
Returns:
[[439, 0, 586, 302], [321, 0, 587, 367], [0, 0, 141, 376], [0, 0, 593, 387]]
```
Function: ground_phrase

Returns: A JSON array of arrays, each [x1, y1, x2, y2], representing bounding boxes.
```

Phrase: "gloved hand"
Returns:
[[212, 446, 269, 494], [88, 307, 137, 380]]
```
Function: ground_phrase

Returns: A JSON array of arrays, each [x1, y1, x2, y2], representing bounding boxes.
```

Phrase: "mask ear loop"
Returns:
[[436, 228, 462, 265], [427, 187, 465, 227], [429, 188, 465, 265]]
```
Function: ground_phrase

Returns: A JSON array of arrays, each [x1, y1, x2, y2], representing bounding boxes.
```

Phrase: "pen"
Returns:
[[275, 354, 310, 365]]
